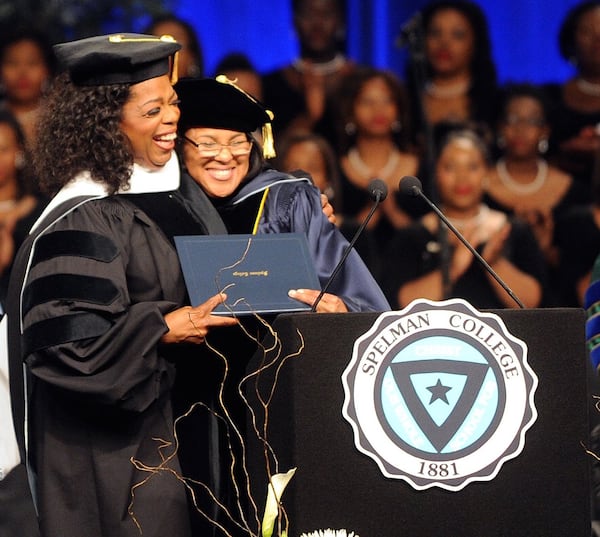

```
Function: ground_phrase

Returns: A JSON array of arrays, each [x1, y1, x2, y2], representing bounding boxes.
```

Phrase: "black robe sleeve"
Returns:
[[20, 197, 186, 412]]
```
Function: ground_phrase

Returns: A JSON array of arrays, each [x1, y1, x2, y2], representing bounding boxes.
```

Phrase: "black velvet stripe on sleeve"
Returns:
[[23, 312, 112, 356], [22, 274, 120, 316], [32, 230, 119, 266]]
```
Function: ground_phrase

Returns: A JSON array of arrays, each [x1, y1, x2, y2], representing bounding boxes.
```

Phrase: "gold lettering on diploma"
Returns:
[[231, 270, 270, 277]]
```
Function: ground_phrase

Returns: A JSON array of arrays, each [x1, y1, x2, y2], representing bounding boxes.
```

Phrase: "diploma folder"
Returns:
[[174, 233, 321, 315]]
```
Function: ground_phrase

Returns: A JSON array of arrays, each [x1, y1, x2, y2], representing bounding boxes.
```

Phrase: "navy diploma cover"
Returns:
[[174, 233, 320, 315]]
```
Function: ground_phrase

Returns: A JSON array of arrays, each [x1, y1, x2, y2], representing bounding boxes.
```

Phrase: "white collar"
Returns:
[[126, 152, 180, 194], [30, 152, 180, 233]]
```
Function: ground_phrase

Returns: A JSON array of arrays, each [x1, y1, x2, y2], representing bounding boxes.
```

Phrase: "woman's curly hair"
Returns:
[[33, 72, 134, 196]]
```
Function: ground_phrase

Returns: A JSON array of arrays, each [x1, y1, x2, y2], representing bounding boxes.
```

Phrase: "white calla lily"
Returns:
[[261, 467, 297, 537]]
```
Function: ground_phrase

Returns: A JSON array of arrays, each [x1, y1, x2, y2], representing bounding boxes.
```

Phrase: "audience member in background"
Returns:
[[262, 0, 356, 144], [214, 52, 263, 101], [336, 67, 421, 254], [144, 13, 204, 78], [275, 131, 341, 206], [404, 1, 498, 148], [0, 27, 57, 147], [382, 124, 545, 310], [484, 83, 587, 303], [555, 178, 600, 306], [275, 130, 381, 278], [0, 110, 46, 307], [544, 1, 600, 190], [0, 113, 41, 537]]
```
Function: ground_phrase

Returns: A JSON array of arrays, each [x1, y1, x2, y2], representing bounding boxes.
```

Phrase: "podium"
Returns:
[[246, 308, 591, 537]]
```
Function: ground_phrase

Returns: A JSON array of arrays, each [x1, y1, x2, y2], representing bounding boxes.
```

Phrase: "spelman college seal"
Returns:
[[342, 299, 538, 491]]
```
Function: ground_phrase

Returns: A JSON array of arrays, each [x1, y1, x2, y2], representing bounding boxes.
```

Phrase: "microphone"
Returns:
[[310, 178, 388, 312], [399, 176, 525, 309]]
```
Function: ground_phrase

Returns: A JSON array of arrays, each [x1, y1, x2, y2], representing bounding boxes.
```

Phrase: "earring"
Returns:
[[14, 151, 24, 169], [538, 138, 549, 154], [391, 120, 402, 133], [344, 122, 356, 136]]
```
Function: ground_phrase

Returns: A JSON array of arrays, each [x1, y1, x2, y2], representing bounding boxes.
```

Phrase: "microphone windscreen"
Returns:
[[367, 178, 388, 202], [399, 175, 422, 197]]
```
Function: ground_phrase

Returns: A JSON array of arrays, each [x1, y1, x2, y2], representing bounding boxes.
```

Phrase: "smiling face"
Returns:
[[425, 8, 475, 78], [436, 136, 487, 215], [182, 127, 252, 198], [119, 74, 180, 170]]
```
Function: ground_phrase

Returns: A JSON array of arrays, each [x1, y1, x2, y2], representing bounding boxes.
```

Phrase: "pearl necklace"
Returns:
[[445, 204, 489, 232], [496, 158, 548, 195], [424, 79, 470, 99], [576, 77, 600, 97], [348, 147, 400, 181], [293, 54, 347, 76]]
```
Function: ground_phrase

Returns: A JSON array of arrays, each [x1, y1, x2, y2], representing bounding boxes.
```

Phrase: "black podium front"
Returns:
[[246, 308, 591, 537]]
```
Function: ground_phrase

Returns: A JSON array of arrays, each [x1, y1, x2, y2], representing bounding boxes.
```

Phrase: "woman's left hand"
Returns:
[[288, 288, 348, 313]]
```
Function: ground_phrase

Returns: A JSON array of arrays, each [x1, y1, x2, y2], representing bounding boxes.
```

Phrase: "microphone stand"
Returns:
[[400, 13, 435, 199], [439, 223, 452, 299], [310, 190, 384, 312], [400, 12, 452, 294]]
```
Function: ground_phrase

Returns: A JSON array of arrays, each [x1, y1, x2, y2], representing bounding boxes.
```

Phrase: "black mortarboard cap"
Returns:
[[176, 76, 276, 158], [54, 33, 182, 86]]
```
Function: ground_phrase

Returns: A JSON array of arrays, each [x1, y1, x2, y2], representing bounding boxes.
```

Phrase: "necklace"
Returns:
[[348, 146, 400, 182], [496, 158, 548, 194], [445, 204, 489, 232], [424, 79, 470, 99], [293, 53, 347, 76], [575, 77, 600, 97]]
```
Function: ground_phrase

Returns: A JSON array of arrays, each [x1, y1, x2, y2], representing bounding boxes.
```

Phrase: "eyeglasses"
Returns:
[[182, 135, 253, 157]]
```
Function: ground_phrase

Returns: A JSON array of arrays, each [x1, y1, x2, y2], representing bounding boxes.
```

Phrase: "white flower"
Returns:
[[262, 468, 297, 537], [299, 530, 360, 537]]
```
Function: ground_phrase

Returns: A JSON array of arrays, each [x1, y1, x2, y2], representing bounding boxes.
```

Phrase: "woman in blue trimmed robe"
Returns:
[[176, 76, 390, 314], [169, 76, 390, 535]]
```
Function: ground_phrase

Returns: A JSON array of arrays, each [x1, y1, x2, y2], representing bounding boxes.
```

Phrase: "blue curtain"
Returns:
[[177, 0, 583, 84]]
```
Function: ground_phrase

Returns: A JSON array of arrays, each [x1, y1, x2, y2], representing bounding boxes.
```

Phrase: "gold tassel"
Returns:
[[170, 50, 179, 85], [262, 112, 276, 159]]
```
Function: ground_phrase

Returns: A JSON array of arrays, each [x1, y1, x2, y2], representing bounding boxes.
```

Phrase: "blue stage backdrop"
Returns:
[[171, 0, 583, 86]]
